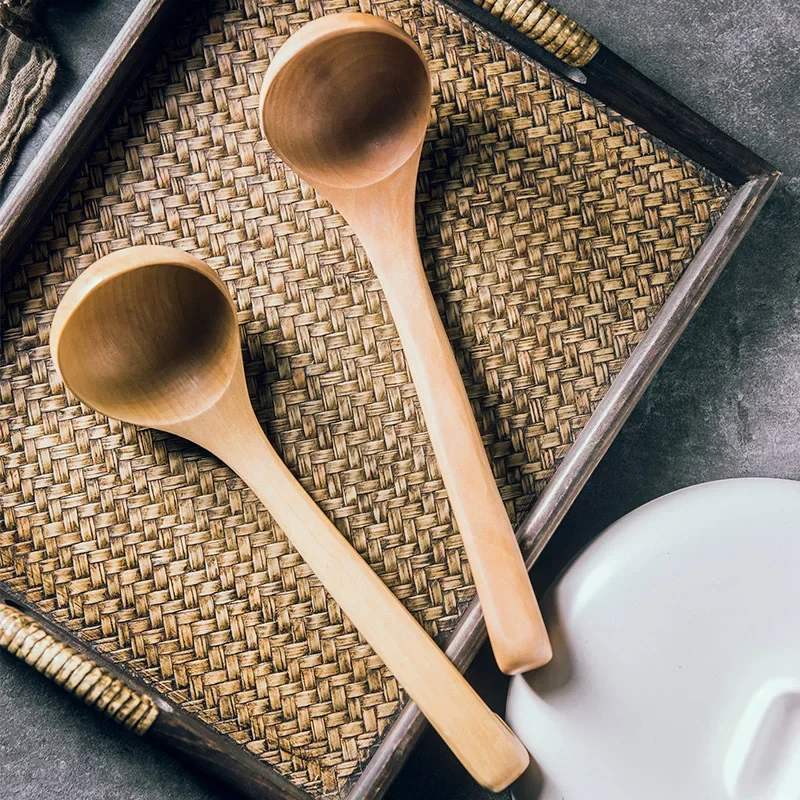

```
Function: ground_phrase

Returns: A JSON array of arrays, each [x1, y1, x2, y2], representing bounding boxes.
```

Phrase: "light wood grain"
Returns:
[[49, 245, 530, 792], [259, 13, 551, 675]]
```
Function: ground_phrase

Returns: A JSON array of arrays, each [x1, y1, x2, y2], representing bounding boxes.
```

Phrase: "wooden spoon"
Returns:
[[49, 245, 529, 792], [259, 13, 552, 674]]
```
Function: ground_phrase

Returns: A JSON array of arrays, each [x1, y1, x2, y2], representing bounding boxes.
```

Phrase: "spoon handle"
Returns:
[[217, 416, 530, 792], [322, 161, 552, 674], [370, 238, 552, 675]]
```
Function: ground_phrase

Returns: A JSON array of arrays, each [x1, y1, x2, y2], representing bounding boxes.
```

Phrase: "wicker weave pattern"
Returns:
[[0, 0, 731, 796]]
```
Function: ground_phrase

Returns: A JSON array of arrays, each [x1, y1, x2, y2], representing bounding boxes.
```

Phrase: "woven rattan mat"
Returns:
[[0, 0, 733, 796]]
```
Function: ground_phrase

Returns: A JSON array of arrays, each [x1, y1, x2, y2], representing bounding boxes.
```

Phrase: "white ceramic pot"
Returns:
[[506, 478, 800, 800]]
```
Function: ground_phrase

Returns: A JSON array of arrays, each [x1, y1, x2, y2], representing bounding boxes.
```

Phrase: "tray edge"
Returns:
[[0, 0, 174, 267]]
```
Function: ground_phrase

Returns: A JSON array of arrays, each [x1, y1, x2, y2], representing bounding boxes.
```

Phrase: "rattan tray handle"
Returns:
[[0, 602, 159, 734], [0, 601, 316, 798], [479, 0, 600, 67]]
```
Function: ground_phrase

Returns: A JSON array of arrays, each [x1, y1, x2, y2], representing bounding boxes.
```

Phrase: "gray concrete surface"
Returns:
[[1, 0, 799, 797]]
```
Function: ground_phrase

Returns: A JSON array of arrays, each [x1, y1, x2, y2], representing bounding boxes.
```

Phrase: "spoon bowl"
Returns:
[[260, 14, 430, 188], [51, 249, 239, 429]]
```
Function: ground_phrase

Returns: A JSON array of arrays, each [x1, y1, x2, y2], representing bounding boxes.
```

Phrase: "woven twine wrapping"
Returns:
[[0, 603, 160, 733], [0, 0, 733, 796]]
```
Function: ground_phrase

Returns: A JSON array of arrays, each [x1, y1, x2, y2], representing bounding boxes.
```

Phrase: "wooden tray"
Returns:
[[0, 1, 778, 799]]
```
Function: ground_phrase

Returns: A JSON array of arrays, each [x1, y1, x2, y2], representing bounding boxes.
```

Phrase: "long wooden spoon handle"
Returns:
[[217, 418, 530, 792], [370, 228, 552, 675]]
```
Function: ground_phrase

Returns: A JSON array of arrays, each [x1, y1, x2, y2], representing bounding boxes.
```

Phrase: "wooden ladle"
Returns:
[[49, 245, 529, 792], [259, 13, 552, 674]]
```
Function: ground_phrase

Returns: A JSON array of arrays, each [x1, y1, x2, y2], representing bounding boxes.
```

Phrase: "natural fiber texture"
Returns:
[[0, 0, 732, 796], [479, 0, 600, 66], [0, 603, 160, 733], [0, 0, 56, 183]]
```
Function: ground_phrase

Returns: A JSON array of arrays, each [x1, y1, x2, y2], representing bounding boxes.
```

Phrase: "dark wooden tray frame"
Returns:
[[0, 0, 780, 799]]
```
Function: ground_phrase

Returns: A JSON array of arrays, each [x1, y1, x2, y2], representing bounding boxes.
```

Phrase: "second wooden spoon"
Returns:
[[260, 13, 552, 674]]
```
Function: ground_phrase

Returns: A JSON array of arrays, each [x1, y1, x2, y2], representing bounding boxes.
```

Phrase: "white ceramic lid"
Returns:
[[506, 478, 800, 800]]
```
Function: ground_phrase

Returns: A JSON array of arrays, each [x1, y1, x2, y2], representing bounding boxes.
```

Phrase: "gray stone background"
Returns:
[[1, 0, 799, 797]]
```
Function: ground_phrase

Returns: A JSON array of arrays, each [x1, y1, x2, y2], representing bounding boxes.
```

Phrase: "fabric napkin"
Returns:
[[0, 0, 55, 183]]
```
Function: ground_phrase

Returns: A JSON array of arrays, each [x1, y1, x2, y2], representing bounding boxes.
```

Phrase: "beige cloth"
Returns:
[[0, 0, 56, 183]]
